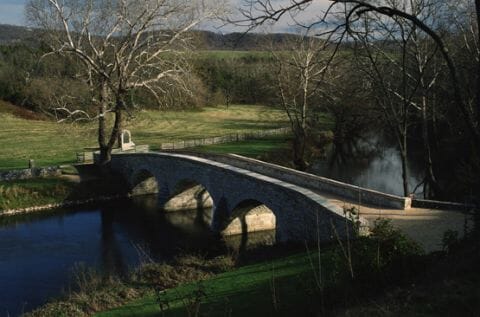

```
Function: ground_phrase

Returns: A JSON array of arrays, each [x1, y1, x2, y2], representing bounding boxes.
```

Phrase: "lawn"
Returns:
[[95, 252, 326, 317], [0, 175, 128, 212], [0, 178, 75, 211], [0, 102, 288, 170], [195, 136, 291, 158]]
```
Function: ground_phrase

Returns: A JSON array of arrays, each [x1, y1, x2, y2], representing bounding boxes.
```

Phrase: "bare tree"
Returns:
[[26, 0, 224, 164], [236, 0, 480, 200], [350, 0, 447, 197], [237, 0, 480, 148], [271, 33, 330, 170]]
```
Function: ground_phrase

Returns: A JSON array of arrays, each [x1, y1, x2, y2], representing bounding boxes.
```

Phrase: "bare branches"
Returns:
[[27, 0, 225, 163], [235, 0, 480, 147], [237, 0, 313, 30], [51, 94, 112, 123]]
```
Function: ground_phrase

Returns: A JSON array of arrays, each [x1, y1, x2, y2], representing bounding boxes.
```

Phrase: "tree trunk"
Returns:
[[398, 126, 409, 197], [293, 128, 308, 171], [475, 0, 480, 126], [421, 95, 442, 198], [98, 95, 124, 166], [400, 147, 409, 197], [98, 81, 110, 166]]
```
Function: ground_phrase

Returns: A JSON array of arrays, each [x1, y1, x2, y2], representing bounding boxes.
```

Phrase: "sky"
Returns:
[[0, 0, 332, 33], [0, 0, 26, 26]]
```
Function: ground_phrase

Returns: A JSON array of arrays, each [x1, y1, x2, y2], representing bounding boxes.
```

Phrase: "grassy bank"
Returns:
[[96, 252, 322, 317], [0, 102, 288, 170], [19, 213, 480, 317], [25, 254, 236, 317], [91, 221, 430, 317], [94, 223, 480, 317], [0, 178, 75, 211], [0, 175, 128, 212]]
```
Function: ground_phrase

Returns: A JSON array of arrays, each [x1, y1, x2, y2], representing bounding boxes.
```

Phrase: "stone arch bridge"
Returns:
[[109, 152, 361, 242]]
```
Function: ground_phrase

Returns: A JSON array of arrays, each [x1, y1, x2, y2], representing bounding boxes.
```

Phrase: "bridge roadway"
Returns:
[[190, 152, 474, 253], [110, 151, 362, 243], [110, 151, 473, 252], [316, 192, 473, 252]]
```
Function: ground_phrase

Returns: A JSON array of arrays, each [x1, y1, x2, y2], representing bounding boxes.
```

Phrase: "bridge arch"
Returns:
[[221, 199, 277, 250], [163, 178, 214, 226], [110, 152, 359, 243], [221, 199, 276, 236], [130, 168, 159, 196]]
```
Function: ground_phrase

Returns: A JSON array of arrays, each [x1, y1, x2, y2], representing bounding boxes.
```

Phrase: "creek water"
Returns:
[[0, 196, 272, 317], [310, 136, 424, 197]]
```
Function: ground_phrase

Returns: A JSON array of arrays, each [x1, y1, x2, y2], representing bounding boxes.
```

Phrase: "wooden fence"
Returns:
[[159, 127, 290, 150], [76, 127, 290, 163]]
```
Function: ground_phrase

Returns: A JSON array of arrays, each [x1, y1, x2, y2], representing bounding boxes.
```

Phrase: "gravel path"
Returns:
[[321, 193, 474, 253]]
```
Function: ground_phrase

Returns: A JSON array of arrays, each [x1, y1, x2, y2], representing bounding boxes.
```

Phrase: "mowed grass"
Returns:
[[95, 252, 325, 317], [0, 178, 74, 210], [0, 102, 288, 170], [195, 136, 291, 158]]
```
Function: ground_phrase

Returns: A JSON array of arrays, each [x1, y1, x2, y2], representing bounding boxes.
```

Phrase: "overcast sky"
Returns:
[[0, 0, 332, 33]]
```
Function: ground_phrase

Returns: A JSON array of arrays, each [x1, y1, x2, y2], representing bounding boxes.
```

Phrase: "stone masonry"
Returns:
[[109, 152, 365, 243]]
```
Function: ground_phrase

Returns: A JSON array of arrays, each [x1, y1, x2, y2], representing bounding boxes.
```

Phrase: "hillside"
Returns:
[[0, 23, 305, 50], [0, 24, 38, 45], [190, 30, 306, 50]]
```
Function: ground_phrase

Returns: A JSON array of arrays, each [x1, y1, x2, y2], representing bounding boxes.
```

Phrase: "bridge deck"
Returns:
[[181, 151, 474, 253], [124, 151, 473, 252], [316, 190, 473, 253]]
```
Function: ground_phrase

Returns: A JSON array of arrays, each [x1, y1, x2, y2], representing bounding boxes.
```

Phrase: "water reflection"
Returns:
[[311, 135, 424, 196], [0, 196, 275, 316], [0, 198, 218, 316]]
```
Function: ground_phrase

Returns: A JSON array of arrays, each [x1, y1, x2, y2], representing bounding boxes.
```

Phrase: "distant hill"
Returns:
[[190, 31, 304, 50], [0, 24, 38, 45], [0, 23, 303, 50]]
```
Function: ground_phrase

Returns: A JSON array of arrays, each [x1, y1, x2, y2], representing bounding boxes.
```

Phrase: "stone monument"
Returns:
[[120, 129, 135, 151]]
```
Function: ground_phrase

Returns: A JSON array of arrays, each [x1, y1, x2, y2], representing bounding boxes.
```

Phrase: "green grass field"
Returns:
[[195, 136, 291, 158], [0, 178, 74, 210], [93, 221, 429, 317], [96, 251, 327, 317], [0, 101, 288, 170], [193, 50, 273, 59]]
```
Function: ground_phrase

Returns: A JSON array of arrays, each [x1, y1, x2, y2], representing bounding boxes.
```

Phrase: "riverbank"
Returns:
[[24, 253, 236, 317], [95, 221, 479, 317], [0, 174, 128, 215], [28, 218, 475, 317]]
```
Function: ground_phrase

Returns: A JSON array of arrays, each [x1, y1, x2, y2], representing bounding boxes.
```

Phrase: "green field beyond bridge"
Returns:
[[0, 102, 289, 170]]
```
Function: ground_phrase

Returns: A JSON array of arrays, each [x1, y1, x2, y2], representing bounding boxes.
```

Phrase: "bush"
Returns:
[[347, 219, 424, 285]]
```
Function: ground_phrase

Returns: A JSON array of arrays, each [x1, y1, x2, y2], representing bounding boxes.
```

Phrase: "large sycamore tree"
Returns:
[[26, 0, 223, 164]]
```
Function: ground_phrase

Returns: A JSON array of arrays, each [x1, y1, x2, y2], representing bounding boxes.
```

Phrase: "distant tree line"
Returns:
[[1, 0, 480, 202]]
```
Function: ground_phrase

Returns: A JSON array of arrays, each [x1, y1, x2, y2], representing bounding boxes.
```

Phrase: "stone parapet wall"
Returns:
[[412, 198, 476, 212], [0, 166, 62, 182], [199, 154, 411, 210], [110, 152, 362, 243]]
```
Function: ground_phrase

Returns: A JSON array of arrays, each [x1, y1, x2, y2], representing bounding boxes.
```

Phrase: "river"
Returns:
[[0, 196, 273, 316], [310, 135, 424, 197]]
